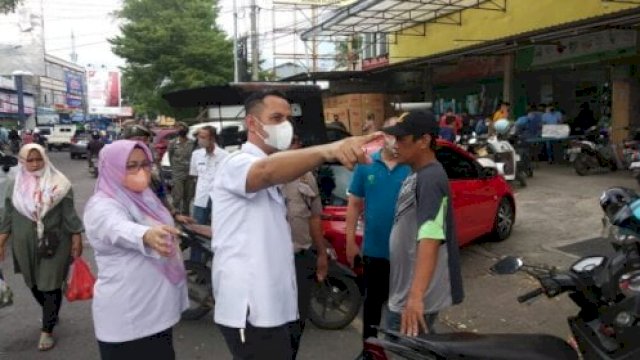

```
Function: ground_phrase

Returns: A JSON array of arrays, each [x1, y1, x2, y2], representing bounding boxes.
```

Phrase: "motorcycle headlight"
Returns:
[[571, 256, 605, 273]]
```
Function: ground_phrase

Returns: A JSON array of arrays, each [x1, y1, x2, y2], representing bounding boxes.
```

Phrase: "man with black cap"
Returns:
[[382, 110, 464, 337]]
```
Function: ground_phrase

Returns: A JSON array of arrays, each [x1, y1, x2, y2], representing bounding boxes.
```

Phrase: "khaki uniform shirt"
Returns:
[[169, 138, 194, 180], [283, 172, 323, 252]]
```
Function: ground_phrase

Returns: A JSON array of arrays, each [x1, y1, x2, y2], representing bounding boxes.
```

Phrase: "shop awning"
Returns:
[[301, 0, 507, 41]]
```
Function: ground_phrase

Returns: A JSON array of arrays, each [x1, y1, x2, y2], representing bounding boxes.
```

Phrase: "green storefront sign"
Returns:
[[516, 29, 638, 71]]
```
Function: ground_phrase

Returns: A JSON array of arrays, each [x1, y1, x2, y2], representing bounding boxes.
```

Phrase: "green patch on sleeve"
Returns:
[[417, 197, 447, 241]]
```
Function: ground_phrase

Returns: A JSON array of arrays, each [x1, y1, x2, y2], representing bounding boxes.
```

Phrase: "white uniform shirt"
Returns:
[[84, 196, 189, 342], [211, 142, 298, 328], [189, 146, 229, 208]]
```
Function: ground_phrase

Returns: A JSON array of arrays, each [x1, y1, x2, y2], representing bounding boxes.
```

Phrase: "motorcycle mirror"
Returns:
[[491, 256, 524, 275]]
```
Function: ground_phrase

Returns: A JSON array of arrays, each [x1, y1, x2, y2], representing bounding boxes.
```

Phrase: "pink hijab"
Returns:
[[88, 140, 184, 284], [12, 144, 72, 239]]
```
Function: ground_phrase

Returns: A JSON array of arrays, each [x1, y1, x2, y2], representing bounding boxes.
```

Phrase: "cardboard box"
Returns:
[[323, 93, 388, 135]]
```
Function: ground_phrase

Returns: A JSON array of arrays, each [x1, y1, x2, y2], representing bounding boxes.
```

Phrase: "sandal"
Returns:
[[38, 333, 55, 351]]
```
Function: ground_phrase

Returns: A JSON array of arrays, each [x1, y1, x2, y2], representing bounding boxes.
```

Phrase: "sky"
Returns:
[[41, 0, 341, 71]]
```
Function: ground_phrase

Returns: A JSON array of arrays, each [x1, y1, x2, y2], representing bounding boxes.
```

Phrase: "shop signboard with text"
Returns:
[[517, 29, 638, 71], [65, 71, 84, 109]]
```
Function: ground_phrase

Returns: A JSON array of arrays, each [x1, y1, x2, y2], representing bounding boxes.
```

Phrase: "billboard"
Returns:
[[87, 68, 121, 115], [0, 0, 46, 76], [65, 71, 84, 109]]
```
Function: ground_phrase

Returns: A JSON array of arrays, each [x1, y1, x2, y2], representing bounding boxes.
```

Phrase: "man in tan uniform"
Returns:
[[168, 122, 196, 216], [282, 133, 329, 358]]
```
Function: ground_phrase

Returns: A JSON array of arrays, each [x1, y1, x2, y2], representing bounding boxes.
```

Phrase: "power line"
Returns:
[[46, 40, 110, 52]]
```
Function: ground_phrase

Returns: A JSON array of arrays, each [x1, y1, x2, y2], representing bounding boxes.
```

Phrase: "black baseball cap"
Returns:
[[382, 110, 439, 137]]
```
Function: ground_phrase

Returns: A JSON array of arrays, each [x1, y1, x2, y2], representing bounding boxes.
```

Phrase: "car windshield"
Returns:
[[316, 164, 353, 206]]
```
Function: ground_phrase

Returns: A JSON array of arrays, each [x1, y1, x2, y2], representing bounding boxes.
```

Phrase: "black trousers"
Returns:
[[295, 249, 316, 323], [30, 287, 62, 333], [362, 256, 390, 340], [219, 321, 302, 360], [98, 328, 175, 360], [293, 249, 316, 358]]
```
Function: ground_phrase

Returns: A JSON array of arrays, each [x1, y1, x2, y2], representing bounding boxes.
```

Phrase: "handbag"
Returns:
[[37, 232, 61, 259], [0, 268, 13, 309]]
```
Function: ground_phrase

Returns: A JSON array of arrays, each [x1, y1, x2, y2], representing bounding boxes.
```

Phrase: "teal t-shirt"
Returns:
[[348, 150, 411, 259]]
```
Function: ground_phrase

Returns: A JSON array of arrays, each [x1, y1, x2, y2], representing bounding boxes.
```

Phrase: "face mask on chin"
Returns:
[[123, 169, 151, 193], [255, 118, 293, 151]]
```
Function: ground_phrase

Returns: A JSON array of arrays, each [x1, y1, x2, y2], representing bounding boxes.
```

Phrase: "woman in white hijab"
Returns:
[[0, 144, 84, 351]]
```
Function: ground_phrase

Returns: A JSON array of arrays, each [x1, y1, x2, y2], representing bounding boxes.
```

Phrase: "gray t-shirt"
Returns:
[[388, 161, 464, 314]]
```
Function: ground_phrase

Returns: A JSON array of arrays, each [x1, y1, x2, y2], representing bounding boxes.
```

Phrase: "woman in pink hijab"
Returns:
[[83, 140, 187, 360], [0, 143, 84, 351]]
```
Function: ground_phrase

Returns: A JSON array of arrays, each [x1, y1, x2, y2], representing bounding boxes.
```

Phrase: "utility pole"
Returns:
[[250, 0, 259, 81], [232, 0, 239, 83], [70, 31, 78, 63], [311, 5, 318, 72]]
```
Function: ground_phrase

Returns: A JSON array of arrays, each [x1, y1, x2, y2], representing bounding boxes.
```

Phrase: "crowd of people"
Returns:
[[0, 90, 467, 360]]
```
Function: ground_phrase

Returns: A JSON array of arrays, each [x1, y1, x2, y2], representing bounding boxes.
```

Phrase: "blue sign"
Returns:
[[66, 95, 83, 109], [65, 72, 83, 96]]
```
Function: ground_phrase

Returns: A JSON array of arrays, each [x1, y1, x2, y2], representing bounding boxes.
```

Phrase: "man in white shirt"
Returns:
[[189, 126, 228, 262], [212, 89, 380, 359]]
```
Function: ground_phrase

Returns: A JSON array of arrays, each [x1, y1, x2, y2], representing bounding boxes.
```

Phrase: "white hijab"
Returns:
[[12, 144, 72, 239]]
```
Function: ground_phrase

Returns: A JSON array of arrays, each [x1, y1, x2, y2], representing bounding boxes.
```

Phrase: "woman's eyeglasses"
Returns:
[[25, 158, 44, 164], [125, 160, 152, 173]]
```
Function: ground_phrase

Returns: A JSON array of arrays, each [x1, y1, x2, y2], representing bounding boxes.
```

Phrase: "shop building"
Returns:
[[299, 0, 640, 144]]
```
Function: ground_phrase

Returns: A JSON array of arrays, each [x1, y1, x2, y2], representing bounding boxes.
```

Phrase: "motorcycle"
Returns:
[[466, 131, 527, 187], [178, 224, 362, 329], [568, 126, 618, 176], [362, 187, 640, 360]]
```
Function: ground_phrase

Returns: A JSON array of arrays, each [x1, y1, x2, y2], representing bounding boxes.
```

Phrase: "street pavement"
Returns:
[[1, 151, 637, 359]]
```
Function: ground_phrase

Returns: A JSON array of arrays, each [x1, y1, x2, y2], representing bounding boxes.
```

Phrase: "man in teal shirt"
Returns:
[[346, 117, 411, 343]]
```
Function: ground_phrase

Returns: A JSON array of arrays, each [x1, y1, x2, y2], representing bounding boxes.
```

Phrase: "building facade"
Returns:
[[303, 0, 640, 144]]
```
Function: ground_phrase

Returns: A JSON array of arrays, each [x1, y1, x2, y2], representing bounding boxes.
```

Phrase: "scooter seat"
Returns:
[[383, 331, 578, 360]]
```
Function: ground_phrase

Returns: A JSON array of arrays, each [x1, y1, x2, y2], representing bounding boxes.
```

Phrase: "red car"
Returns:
[[320, 139, 516, 273]]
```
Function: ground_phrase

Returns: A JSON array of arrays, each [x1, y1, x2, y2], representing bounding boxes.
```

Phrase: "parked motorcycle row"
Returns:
[[362, 187, 640, 359], [568, 126, 640, 186]]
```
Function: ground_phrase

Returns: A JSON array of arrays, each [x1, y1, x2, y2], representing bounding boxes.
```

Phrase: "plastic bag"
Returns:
[[65, 257, 96, 302], [0, 268, 13, 309]]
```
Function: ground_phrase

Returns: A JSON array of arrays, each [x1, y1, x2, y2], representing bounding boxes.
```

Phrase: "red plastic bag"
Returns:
[[65, 257, 96, 302]]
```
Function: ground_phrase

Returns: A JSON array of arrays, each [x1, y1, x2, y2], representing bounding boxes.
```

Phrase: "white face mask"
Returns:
[[256, 119, 293, 151]]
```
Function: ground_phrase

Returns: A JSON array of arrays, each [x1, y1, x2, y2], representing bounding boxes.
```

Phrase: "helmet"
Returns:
[[600, 187, 639, 222], [494, 118, 511, 135], [122, 124, 152, 139], [92, 131, 100, 140]]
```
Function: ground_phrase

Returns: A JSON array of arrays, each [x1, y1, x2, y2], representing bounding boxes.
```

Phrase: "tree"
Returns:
[[334, 35, 362, 70], [110, 0, 234, 118], [0, 0, 22, 14]]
